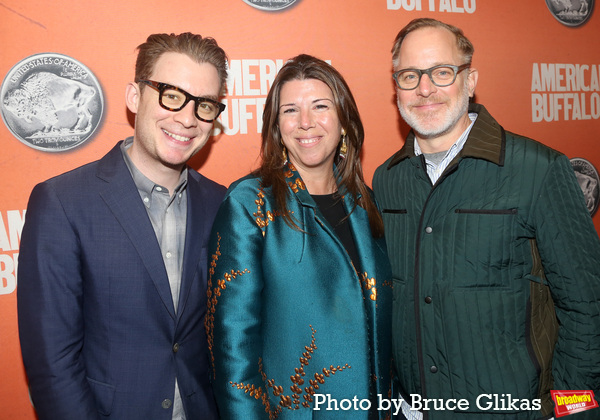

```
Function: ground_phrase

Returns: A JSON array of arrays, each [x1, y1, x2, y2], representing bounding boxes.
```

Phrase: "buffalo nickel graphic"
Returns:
[[570, 157, 599, 216], [1, 53, 104, 152], [545, 0, 594, 27], [242, 0, 299, 11]]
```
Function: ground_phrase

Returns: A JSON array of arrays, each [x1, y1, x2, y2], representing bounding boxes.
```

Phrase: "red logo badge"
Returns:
[[551, 390, 598, 417]]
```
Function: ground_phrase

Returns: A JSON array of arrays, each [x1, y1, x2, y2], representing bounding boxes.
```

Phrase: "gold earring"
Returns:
[[282, 145, 288, 164], [339, 129, 347, 159]]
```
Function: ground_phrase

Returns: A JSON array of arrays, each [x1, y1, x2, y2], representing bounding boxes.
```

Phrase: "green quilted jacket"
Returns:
[[373, 103, 600, 419]]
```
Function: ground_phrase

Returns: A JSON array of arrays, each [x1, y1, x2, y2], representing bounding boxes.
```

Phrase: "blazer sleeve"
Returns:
[[206, 192, 268, 420], [533, 155, 600, 412], [17, 182, 100, 420]]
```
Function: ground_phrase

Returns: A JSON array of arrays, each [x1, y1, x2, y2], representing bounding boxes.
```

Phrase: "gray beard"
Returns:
[[397, 82, 471, 140]]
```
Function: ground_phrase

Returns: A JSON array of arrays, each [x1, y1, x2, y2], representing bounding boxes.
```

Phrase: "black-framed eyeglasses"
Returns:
[[137, 79, 226, 122], [393, 64, 470, 90]]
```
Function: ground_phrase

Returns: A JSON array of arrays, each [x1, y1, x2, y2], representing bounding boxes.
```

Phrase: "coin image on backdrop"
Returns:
[[570, 157, 600, 216], [1, 53, 104, 152], [242, 0, 299, 11], [545, 0, 594, 27]]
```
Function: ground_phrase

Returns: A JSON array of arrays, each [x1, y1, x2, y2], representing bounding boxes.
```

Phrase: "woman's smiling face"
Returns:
[[278, 78, 342, 178]]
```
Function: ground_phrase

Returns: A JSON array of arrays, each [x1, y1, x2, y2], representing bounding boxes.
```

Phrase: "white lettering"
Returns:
[[476, 394, 493, 410], [439, 0, 452, 12], [358, 398, 371, 410], [242, 59, 260, 96], [463, 0, 476, 13], [376, 394, 406, 416], [226, 60, 243, 96], [377, 394, 391, 411], [216, 98, 266, 135], [531, 63, 600, 122], [451, 0, 463, 13], [531, 63, 542, 92], [532, 92, 600, 122], [387, 0, 401, 9], [0, 253, 18, 295], [533, 63, 600, 92], [339, 398, 352, 410], [313, 394, 327, 410], [259, 60, 278, 94], [0, 210, 25, 252], [591, 65, 600, 90], [411, 394, 423, 410], [313, 394, 371, 411], [387, 0, 422, 10], [592, 92, 600, 118], [555, 63, 566, 92], [410, 394, 470, 411], [388, 0, 475, 11]]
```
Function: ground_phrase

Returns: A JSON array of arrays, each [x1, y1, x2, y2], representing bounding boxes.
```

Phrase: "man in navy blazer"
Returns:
[[17, 33, 228, 420]]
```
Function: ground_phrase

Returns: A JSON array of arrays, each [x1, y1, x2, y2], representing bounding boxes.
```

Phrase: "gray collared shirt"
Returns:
[[120, 137, 188, 420]]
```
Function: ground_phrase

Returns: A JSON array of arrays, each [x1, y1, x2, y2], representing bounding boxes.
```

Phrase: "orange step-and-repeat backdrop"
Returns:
[[1, 1, 599, 417]]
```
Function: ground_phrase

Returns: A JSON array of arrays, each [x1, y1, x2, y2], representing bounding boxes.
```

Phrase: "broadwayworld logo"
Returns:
[[551, 390, 598, 417]]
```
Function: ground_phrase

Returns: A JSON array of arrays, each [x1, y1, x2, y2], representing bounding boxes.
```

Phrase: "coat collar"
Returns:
[[281, 162, 383, 275], [387, 103, 506, 169], [282, 162, 357, 209]]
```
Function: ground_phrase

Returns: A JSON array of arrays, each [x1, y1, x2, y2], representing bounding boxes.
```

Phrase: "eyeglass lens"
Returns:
[[159, 87, 221, 120], [396, 66, 459, 89]]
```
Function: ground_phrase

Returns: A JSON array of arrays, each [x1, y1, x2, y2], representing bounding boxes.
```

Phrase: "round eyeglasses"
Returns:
[[393, 64, 470, 90], [137, 79, 226, 122]]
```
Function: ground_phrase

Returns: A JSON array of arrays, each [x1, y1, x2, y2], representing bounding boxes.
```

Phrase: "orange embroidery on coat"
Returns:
[[229, 325, 351, 419], [254, 188, 285, 235], [205, 233, 251, 376], [360, 272, 378, 301], [284, 163, 306, 193], [287, 178, 306, 193]]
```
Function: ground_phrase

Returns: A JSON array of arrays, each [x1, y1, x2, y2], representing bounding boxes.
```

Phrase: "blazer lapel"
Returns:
[[176, 173, 206, 320], [96, 143, 176, 319]]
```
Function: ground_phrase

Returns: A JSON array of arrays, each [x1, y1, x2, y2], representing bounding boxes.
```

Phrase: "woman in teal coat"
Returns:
[[206, 55, 393, 419]]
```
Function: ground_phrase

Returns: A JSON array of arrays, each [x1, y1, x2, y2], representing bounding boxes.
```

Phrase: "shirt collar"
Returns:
[[120, 137, 188, 205], [413, 112, 477, 159]]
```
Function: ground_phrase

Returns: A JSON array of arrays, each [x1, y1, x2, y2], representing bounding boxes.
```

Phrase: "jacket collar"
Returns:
[[95, 141, 199, 321], [387, 103, 506, 169]]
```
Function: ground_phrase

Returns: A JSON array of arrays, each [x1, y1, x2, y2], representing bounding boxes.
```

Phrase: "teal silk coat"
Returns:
[[206, 164, 393, 419]]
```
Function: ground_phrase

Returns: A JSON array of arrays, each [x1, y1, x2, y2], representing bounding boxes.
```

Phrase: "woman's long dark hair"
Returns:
[[256, 54, 384, 237]]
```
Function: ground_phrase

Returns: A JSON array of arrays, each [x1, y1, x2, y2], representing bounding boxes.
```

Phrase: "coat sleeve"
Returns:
[[17, 182, 100, 420], [532, 155, 600, 412], [206, 192, 269, 420]]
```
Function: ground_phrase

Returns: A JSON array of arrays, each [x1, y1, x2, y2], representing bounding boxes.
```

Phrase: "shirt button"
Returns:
[[425, 226, 433, 234], [430, 366, 438, 373], [424, 296, 432, 304], [143, 197, 149, 203], [173, 343, 180, 353], [156, 186, 163, 192], [162, 399, 172, 409], [166, 252, 172, 259]]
